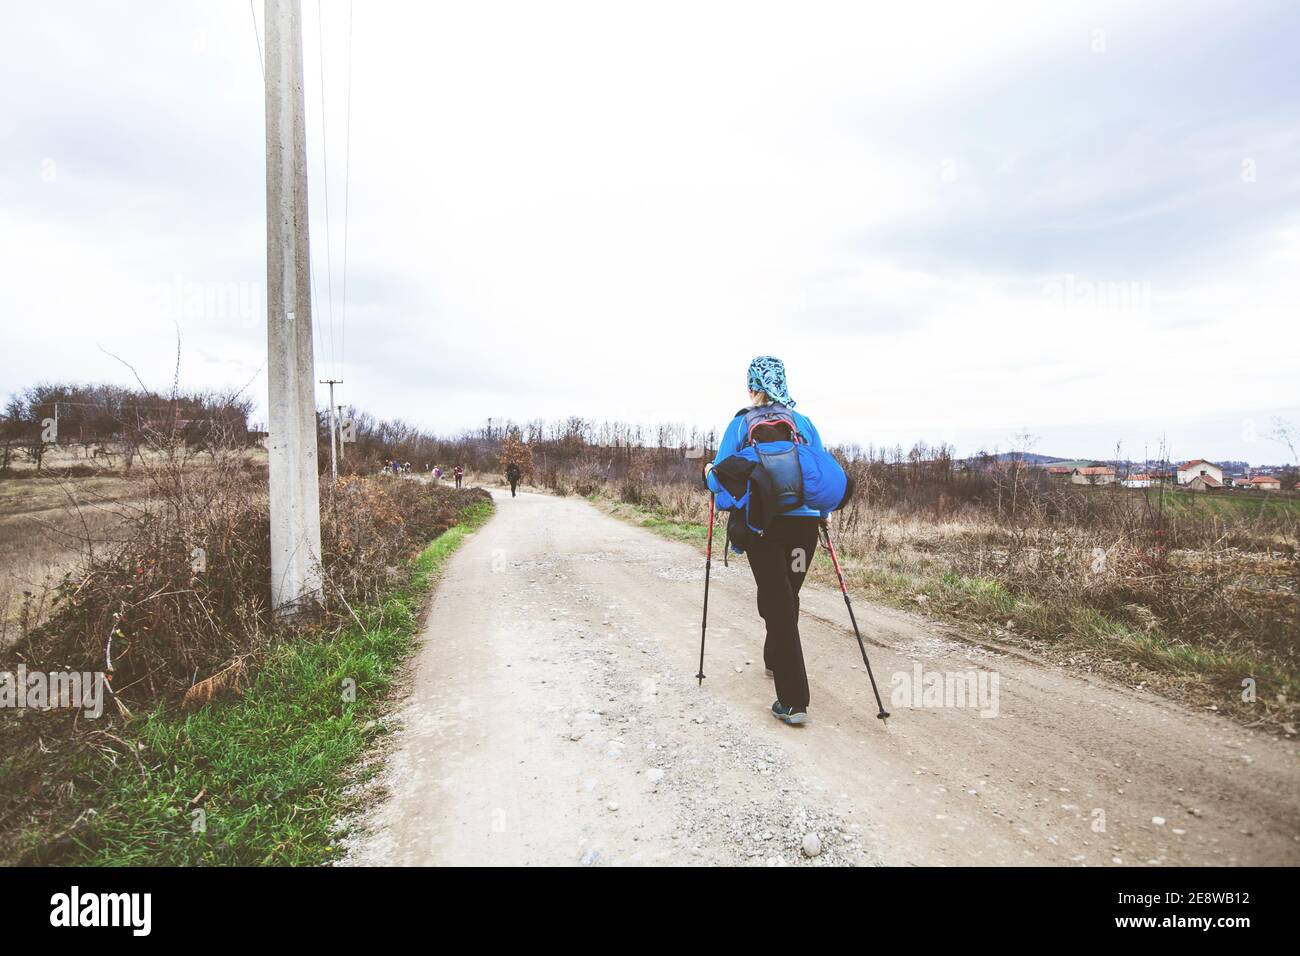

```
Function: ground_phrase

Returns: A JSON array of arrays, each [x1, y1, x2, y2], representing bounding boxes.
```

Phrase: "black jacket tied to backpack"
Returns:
[[710, 454, 780, 552]]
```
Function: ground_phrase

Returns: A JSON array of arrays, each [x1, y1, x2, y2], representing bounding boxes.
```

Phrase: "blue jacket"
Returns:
[[706, 407, 827, 518]]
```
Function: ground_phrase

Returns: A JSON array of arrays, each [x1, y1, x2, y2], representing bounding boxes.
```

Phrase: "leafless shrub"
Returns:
[[3, 440, 489, 708]]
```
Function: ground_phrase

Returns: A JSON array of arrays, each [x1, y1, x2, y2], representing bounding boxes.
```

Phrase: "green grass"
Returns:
[[1141, 487, 1300, 519], [24, 499, 493, 866], [604, 500, 711, 544]]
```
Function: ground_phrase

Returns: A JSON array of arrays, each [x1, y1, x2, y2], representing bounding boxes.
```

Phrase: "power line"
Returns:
[[248, 0, 264, 78], [316, 0, 337, 380], [339, 0, 354, 392], [309, 244, 324, 378], [249, 1, 337, 396]]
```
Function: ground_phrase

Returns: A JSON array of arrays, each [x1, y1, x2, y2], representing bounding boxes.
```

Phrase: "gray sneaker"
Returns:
[[771, 701, 808, 725]]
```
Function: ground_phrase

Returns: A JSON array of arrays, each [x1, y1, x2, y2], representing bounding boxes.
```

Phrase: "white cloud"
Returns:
[[1, 0, 1297, 462]]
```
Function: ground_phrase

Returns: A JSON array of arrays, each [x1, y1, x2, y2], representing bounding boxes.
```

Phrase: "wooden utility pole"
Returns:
[[265, 0, 323, 615], [321, 378, 342, 480]]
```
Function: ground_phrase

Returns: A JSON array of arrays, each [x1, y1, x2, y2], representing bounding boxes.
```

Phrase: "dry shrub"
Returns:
[[3, 449, 489, 708], [569, 463, 605, 498], [320, 475, 486, 606], [618, 472, 659, 508], [10, 451, 271, 702], [834, 494, 1298, 680]]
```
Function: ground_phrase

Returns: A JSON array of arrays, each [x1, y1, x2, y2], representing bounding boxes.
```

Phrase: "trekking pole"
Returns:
[[819, 522, 890, 721], [696, 493, 716, 685]]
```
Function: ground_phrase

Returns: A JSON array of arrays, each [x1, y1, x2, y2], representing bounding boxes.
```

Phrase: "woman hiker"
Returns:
[[704, 356, 828, 727]]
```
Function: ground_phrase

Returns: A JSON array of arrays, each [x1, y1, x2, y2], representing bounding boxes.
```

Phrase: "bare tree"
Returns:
[[1270, 417, 1298, 464]]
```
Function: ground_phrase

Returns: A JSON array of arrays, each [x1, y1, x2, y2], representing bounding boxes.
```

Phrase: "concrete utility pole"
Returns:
[[265, 0, 323, 615], [321, 378, 342, 480]]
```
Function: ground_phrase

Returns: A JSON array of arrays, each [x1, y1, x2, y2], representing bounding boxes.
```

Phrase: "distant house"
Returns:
[[1121, 473, 1152, 488], [1176, 459, 1223, 486], [1045, 465, 1073, 480], [1185, 473, 1225, 492], [1243, 475, 1282, 491], [1071, 465, 1116, 485]]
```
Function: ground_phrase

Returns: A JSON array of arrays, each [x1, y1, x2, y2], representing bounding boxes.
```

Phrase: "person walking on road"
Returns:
[[454, 464, 464, 488], [704, 356, 828, 727], [505, 462, 521, 497]]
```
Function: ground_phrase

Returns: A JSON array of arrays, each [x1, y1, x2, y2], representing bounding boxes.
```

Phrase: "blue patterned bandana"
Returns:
[[747, 355, 794, 407]]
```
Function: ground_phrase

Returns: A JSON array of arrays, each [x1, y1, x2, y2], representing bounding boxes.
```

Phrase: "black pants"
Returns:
[[509, 478, 518, 497], [455, 476, 462, 488], [746, 516, 820, 710]]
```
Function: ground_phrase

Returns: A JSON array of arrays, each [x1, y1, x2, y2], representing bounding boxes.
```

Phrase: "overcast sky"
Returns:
[[2, 0, 1297, 463]]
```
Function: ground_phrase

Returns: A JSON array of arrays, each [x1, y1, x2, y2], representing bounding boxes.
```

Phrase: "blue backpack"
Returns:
[[716, 404, 853, 517], [741, 405, 806, 511]]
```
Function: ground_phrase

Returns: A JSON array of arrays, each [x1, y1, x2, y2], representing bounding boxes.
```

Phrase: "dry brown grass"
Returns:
[[580, 465, 1299, 733], [1, 441, 486, 706]]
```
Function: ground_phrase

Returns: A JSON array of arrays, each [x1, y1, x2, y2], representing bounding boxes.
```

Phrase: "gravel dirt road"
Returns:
[[345, 489, 1300, 867]]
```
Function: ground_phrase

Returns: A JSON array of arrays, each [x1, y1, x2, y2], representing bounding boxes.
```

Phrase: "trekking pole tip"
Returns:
[[877, 710, 890, 722]]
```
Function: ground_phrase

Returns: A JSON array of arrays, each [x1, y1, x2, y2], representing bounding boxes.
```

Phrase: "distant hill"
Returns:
[[961, 452, 1069, 465]]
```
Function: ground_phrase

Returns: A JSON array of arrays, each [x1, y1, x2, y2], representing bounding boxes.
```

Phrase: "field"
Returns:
[[0, 444, 269, 646], [1141, 485, 1300, 522], [557, 468, 1300, 735], [0, 431, 492, 862], [0, 470, 141, 646]]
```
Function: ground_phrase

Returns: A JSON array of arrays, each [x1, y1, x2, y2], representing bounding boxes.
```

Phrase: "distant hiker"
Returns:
[[454, 464, 464, 488], [433, 465, 443, 481], [505, 462, 521, 497], [704, 355, 853, 728]]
